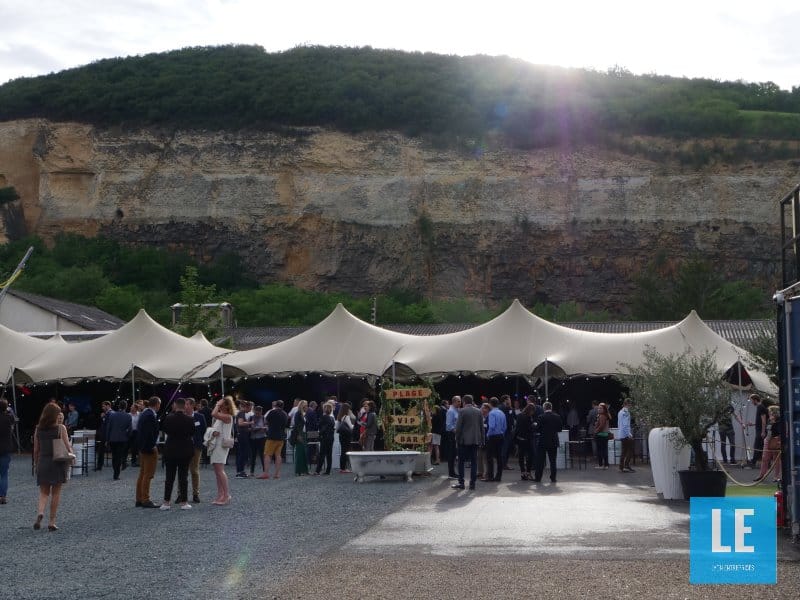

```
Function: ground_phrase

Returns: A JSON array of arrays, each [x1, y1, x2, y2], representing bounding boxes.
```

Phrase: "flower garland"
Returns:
[[379, 379, 439, 452]]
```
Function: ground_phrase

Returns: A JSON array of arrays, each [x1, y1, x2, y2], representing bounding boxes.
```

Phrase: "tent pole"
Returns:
[[9, 367, 22, 455], [544, 359, 549, 402], [392, 361, 396, 387], [130, 364, 136, 404], [220, 362, 225, 398]]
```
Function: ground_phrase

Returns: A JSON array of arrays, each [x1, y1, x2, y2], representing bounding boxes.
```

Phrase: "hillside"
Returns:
[[1, 45, 799, 144]]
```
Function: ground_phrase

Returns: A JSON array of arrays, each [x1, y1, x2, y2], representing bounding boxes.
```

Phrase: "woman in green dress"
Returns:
[[293, 400, 309, 476]]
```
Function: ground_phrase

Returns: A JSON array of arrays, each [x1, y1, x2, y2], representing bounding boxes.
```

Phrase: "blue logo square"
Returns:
[[690, 497, 776, 584]]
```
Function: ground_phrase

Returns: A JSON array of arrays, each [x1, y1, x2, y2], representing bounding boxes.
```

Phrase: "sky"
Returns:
[[1, 0, 798, 90]]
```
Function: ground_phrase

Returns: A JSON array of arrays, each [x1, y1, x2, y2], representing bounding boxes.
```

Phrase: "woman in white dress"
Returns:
[[210, 395, 236, 505]]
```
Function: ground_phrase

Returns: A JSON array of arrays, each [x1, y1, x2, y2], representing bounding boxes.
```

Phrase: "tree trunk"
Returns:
[[691, 440, 709, 471]]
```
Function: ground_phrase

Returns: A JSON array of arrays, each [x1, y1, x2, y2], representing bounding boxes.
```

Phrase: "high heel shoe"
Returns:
[[33, 514, 43, 530]]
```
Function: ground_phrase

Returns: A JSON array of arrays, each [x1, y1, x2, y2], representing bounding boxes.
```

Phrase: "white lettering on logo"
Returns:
[[735, 509, 755, 553], [711, 509, 731, 553]]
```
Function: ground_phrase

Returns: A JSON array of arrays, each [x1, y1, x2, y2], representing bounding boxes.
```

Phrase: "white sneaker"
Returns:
[[159, 503, 171, 511], [180, 503, 192, 510]]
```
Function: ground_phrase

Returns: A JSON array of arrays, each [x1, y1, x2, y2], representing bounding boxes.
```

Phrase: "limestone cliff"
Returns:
[[0, 119, 794, 312]]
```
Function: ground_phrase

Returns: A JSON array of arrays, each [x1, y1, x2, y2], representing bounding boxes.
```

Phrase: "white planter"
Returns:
[[648, 427, 691, 500], [347, 451, 420, 483]]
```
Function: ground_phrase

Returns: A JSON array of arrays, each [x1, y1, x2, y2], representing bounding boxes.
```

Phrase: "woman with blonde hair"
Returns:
[[33, 402, 74, 530], [594, 403, 611, 470], [292, 400, 309, 475], [209, 395, 236, 505]]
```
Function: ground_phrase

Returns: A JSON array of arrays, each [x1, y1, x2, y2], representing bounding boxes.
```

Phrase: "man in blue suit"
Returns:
[[105, 400, 132, 480]]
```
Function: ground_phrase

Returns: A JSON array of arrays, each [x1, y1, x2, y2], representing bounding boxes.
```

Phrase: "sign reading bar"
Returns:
[[385, 388, 431, 400], [394, 433, 429, 445], [389, 415, 421, 427]]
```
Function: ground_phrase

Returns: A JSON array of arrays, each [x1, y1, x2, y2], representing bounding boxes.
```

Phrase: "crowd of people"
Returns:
[[1, 389, 784, 531], [438, 394, 637, 490], [0, 393, 393, 528]]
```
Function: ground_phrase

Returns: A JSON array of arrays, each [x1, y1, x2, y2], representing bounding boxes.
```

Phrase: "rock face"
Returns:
[[0, 119, 793, 312]]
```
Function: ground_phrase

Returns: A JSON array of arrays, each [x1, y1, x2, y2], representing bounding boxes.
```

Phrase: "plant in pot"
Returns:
[[622, 347, 733, 500]]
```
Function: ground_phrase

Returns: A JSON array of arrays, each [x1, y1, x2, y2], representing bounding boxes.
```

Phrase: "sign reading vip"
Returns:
[[689, 497, 776, 584]]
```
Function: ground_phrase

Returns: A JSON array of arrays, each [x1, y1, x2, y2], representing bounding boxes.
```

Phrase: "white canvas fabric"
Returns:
[[390, 300, 774, 394], [194, 304, 414, 378], [14, 309, 230, 383], [0, 322, 55, 380]]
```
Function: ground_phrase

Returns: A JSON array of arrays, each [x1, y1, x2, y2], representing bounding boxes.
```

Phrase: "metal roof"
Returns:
[[7, 289, 125, 331], [223, 319, 774, 350]]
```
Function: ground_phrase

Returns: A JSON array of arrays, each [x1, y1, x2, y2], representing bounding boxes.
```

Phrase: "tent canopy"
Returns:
[[14, 309, 231, 384], [0, 322, 58, 382], [9, 301, 775, 395], [388, 301, 774, 394], [194, 304, 415, 379]]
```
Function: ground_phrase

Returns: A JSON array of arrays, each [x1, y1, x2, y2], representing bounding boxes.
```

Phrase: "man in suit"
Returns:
[[183, 398, 206, 504], [533, 401, 563, 483], [94, 401, 112, 471], [160, 398, 196, 510], [452, 395, 485, 490], [136, 396, 161, 508], [106, 400, 132, 480]]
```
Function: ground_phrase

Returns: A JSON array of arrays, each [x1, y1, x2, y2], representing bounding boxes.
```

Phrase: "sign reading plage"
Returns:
[[384, 388, 431, 400]]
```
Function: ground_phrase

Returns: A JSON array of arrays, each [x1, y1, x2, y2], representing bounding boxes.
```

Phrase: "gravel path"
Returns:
[[0, 455, 431, 600], [3, 456, 798, 600]]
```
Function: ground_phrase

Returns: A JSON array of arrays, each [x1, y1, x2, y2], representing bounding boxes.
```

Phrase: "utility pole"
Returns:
[[0, 246, 34, 308]]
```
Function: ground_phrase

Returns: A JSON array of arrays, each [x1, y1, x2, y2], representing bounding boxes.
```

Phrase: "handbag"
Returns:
[[221, 437, 235, 449], [52, 436, 75, 462]]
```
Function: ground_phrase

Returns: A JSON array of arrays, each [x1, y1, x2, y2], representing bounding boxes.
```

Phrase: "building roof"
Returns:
[[7, 289, 125, 331], [223, 318, 773, 350]]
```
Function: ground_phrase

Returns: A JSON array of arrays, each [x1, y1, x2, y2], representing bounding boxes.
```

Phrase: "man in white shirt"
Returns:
[[618, 399, 634, 473]]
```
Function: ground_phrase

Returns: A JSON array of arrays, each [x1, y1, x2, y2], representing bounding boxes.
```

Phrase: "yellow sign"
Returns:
[[394, 433, 429, 445], [385, 388, 431, 400], [389, 415, 421, 427]]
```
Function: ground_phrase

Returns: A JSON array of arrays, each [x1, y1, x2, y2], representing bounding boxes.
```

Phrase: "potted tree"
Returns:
[[623, 348, 733, 500]]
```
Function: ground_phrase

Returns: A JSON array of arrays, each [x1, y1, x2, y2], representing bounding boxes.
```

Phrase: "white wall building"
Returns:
[[0, 289, 124, 335]]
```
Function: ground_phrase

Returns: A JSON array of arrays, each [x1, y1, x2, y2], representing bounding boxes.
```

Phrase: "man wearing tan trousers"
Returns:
[[135, 396, 161, 508], [184, 398, 206, 504]]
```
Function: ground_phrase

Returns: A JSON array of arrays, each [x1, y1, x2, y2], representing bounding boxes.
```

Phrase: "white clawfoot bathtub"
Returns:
[[347, 451, 420, 483]]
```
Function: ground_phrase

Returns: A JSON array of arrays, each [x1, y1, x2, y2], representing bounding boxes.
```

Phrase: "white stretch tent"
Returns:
[[530, 309, 774, 393], [0, 321, 60, 381], [194, 303, 415, 378], [389, 300, 774, 394], [386, 299, 547, 377], [14, 309, 231, 384]]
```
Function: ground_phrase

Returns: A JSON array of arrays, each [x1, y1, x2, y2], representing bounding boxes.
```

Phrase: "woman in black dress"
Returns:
[[33, 403, 74, 531]]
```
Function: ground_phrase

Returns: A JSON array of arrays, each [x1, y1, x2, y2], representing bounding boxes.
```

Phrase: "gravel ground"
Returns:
[[3, 456, 798, 600], [0, 455, 431, 600], [273, 556, 800, 600]]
